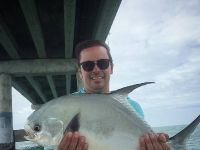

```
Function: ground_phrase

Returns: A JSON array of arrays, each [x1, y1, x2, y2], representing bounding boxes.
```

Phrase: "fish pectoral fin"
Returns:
[[64, 113, 80, 133]]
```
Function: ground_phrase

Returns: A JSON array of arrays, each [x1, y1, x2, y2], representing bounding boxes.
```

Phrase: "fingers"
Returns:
[[149, 134, 163, 150], [76, 136, 88, 150], [158, 133, 169, 143], [158, 133, 170, 150], [139, 133, 171, 150], [68, 132, 80, 150], [58, 132, 73, 150], [143, 134, 159, 150], [160, 142, 170, 150], [139, 136, 146, 150], [58, 132, 88, 150]]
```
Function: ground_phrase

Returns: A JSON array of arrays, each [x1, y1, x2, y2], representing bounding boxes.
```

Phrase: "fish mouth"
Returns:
[[24, 131, 36, 140], [24, 123, 36, 140]]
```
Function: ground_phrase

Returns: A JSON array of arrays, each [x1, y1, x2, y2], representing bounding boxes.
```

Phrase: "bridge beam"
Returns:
[[0, 74, 15, 150], [0, 59, 77, 76]]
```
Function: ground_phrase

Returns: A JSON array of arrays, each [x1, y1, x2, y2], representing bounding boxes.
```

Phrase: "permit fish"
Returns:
[[24, 82, 200, 150]]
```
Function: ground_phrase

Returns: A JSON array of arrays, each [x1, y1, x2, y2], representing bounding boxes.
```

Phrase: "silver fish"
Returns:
[[24, 82, 200, 150]]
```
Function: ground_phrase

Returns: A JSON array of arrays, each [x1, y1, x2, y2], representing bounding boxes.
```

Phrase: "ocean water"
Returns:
[[153, 124, 200, 150], [16, 124, 200, 150]]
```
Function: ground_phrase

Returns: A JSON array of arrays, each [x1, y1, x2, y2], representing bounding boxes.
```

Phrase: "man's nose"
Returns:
[[92, 63, 101, 72]]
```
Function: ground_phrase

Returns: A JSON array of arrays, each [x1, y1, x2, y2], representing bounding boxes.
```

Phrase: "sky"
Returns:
[[12, 0, 200, 129]]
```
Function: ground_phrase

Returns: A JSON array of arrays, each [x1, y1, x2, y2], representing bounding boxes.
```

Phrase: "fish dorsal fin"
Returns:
[[110, 82, 154, 108], [110, 82, 155, 132], [169, 115, 200, 144], [110, 82, 154, 98]]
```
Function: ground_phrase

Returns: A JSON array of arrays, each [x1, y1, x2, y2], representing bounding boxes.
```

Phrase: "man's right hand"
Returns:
[[57, 132, 88, 150]]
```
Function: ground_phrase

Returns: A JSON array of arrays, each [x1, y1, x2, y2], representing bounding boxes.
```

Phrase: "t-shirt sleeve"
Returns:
[[127, 97, 144, 119]]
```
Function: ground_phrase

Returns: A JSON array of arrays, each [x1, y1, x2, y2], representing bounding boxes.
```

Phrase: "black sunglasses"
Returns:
[[80, 59, 110, 72]]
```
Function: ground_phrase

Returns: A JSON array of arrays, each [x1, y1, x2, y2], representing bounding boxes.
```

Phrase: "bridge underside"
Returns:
[[0, 0, 121, 104], [0, 0, 122, 147]]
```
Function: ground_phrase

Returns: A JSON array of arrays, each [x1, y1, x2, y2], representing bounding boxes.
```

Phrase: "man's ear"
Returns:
[[76, 68, 84, 90], [110, 63, 114, 74], [78, 68, 83, 79]]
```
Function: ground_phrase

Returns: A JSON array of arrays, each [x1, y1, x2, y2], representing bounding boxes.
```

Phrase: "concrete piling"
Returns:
[[0, 74, 15, 150]]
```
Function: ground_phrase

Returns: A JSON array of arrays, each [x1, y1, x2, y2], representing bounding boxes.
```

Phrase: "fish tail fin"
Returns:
[[169, 115, 200, 148]]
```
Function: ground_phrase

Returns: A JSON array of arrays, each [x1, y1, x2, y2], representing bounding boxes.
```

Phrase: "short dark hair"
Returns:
[[75, 40, 113, 65]]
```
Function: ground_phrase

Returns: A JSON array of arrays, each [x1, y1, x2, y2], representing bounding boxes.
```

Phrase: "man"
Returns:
[[45, 40, 170, 150]]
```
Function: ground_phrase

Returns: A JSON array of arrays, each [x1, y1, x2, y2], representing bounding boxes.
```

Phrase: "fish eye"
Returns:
[[33, 124, 41, 132]]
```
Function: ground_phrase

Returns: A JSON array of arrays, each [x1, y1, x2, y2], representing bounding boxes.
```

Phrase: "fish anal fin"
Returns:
[[169, 115, 200, 143]]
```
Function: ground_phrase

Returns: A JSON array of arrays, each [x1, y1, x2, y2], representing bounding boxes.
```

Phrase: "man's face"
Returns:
[[79, 46, 113, 93]]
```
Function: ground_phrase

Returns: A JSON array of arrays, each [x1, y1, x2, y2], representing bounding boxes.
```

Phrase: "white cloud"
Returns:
[[108, 0, 200, 126], [156, 55, 200, 86]]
